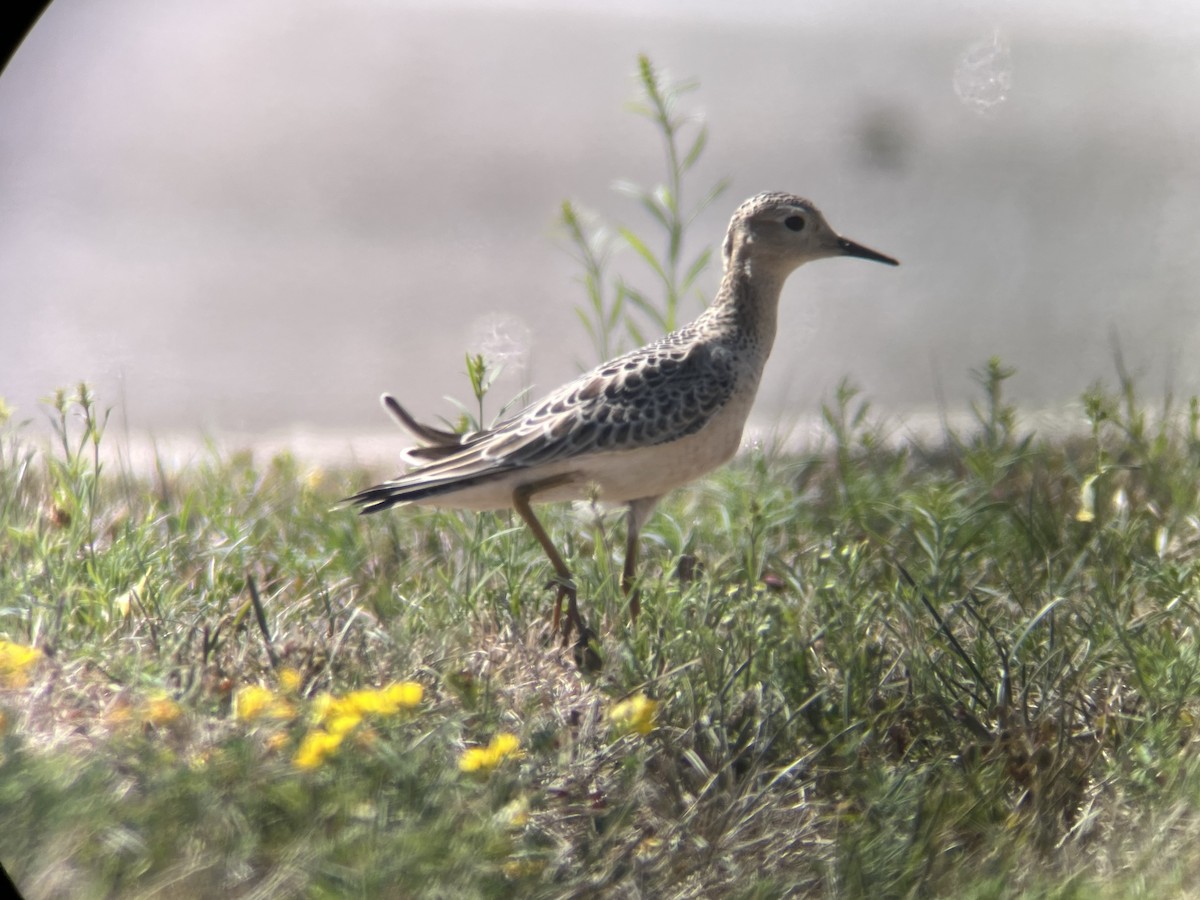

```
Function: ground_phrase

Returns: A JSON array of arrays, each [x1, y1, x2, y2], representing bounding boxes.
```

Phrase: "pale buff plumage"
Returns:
[[349, 192, 898, 664]]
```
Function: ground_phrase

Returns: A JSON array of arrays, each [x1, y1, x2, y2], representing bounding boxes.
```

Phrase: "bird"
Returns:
[[349, 191, 898, 664]]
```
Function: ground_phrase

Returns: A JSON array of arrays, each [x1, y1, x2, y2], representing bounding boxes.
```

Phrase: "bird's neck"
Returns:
[[704, 258, 787, 357]]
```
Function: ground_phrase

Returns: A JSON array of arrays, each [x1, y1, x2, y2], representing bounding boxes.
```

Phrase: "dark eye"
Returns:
[[785, 216, 805, 232]]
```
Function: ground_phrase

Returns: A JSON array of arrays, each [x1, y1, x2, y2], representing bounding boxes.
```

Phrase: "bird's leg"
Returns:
[[512, 479, 599, 669], [622, 497, 660, 623], [622, 511, 641, 621]]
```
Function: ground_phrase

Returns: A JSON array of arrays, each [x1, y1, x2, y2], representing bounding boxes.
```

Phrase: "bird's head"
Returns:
[[722, 192, 899, 276]]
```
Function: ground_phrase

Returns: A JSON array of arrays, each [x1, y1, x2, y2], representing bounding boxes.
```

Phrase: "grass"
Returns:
[[5, 367, 1200, 898]]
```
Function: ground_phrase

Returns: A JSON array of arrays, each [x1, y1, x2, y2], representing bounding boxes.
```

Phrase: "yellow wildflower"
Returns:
[[311, 695, 359, 734], [609, 693, 658, 737], [342, 681, 424, 716], [490, 732, 521, 757], [278, 667, 303, 693], [343, 689, 388, 715], [313, 682, 423, 727], [236, 684, 296, 722], [142, 693, 182, 726], [327, 711, 363, 736], [0, 640, 42, 688], [294, 729, 344, 770], [237, 685, 276, 720], [459, 732, 524, 774], [459, 747, 494, 773], [381, 681, 424, 710]]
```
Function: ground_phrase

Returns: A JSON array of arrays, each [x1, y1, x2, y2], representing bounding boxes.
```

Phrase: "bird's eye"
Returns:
[[785, 216, 805, 232]]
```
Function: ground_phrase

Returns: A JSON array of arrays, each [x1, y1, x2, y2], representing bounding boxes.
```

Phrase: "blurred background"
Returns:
[[2, 0, 1199, 458]]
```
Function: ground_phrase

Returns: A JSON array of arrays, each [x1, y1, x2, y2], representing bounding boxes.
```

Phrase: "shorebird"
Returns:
[[349, 192, 897, 663]]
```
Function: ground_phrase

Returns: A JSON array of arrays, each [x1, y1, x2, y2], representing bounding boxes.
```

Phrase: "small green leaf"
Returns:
[[618, 227, 669, 287], [680, 248, 713, 293], [687, 177, 731, 224], [682, 124, 708, 171], [623, 315, 646, 346], [622, 283, 668, 333]]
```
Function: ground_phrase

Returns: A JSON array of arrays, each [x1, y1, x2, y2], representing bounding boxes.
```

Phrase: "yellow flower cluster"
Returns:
[[315, 682, 425, 723], [294, 681, 424, 770], [0, 640, 42, 688], [230, 671, 425, 770], [459, 732, 523, 774], [105, 691, 184, 728], [294, 729, 346, 770], [608, 693, 658, 736], [236, 684, 298, 722], [278, 668, 302, 693]]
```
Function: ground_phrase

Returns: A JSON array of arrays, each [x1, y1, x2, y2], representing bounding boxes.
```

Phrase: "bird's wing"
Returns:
[[481, 333, 738, 467], [355, 331, 738, 504]]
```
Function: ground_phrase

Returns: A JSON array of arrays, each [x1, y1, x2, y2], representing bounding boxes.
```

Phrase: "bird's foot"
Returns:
[[547, 575, 575, 636], [548, 578, 602, 672]]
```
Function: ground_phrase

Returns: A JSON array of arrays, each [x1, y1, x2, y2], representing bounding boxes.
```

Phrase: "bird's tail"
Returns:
[[346, 468, 502, 514], [381, 394, 459, 446], [346, 394, 502, 514]]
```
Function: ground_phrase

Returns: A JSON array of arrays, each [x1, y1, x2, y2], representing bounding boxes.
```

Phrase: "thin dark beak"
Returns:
[[837, 236, 899, 266]]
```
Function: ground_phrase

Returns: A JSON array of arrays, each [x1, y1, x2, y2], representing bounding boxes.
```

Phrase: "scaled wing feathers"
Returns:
[[352, 328, 737, 510]]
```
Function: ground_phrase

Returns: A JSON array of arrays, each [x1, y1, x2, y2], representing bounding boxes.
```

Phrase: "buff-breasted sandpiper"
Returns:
[[349, 192, 898, 665]]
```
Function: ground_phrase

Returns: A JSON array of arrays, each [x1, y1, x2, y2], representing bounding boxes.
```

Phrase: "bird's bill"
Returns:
[[836, 236, 899, 266]]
